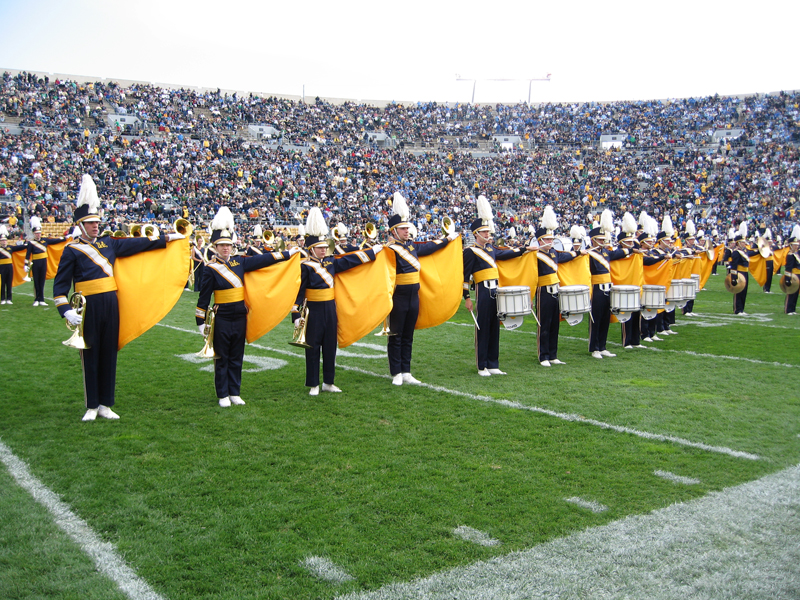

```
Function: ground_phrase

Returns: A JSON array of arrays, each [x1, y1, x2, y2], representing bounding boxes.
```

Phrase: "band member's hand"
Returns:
[[446, 232, 459, 241], [65, 309, 82, 326], [294, 318, 303, 330], [198, 324, 206, 335], [786, 276, 793, 286], [525, 245, 537, 253], [580, 249, 589, 255], [289, 246, 301, 256], [167, 233, 185, 241], [731, 273, 738, 285], [372, 244, 383, 254], [465, 297, 473, 312]]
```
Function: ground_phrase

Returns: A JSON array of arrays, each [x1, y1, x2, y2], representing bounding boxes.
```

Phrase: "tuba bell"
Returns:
[[143, 224, 160, 238], [197, 307, 217, 359], [359, 222, 378, 249], [289, 300, 312, 348], [441, 215, 455, 236], [62, 292, 90, 349], [111, 230, 128, 238], [174, 218, 193, 237], [129, 224, 142, 237]]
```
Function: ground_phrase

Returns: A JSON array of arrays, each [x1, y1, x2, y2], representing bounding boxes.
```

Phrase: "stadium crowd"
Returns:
[[1, 70, 798, 244]]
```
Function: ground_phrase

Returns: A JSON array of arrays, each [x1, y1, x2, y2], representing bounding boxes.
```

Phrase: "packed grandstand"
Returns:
[[1, 69, 798, 243]]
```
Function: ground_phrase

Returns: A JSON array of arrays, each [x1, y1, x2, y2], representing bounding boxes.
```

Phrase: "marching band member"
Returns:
[[784, 225, 800, 315], [588, 209, 632, 358], [53, 174, 185, 421], [761, 228, 774, 293], [0, 225, 25, 304], [729, 222, 757, 315], [25, 216, 65, 306], [191, 237, 205, 292], [639, 218, 664, 343], [294, 225, 309, 259], [655, 216, 678, 336], [535, 209, 584, 367], [246, 225, 265, 256], [197, 207, 298, 407], [333, 222, 359, 254], [387, 192, 457, 385], [292, 208, 382, 395], [463, 196, 532, 376], [617, 212, 646, 349], [680, 220, 700, 317]]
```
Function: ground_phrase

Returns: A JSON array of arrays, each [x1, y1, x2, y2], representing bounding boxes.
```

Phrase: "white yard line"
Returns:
[[301, 556, 355, 583], [158, 324, 761, 460], [452, 526, 502, 547], [335, 463, 800, 600], [564, 496, 609, 513], [654, 470, 702, 485], [0, 438, 166, 600]]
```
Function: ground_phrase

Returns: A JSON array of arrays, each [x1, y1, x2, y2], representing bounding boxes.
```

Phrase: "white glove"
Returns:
[[372, 244, 383, 254], [198, 324, 206, 335], [65, 309, 82, 326], [167, 233, 185, 242], [447, 232, 459, 242], [24, 264, 30, 272], [289, 246, 301, 256]]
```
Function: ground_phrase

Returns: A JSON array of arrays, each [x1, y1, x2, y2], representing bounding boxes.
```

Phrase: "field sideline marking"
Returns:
[[0, 438, 166, 600], [157, 323, 761, 460], [336, 463, 800, 600]]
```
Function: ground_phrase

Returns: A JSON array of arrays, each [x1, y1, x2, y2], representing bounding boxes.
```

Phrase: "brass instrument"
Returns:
[[262, 229, 275, 248], [111, 230, 128, 238], [441, 216, 455, 236], [757, 237, 772, 258], [174, 218, 193, 237], [359, 222, 378, 250], [143, 224, 160, 238], [62, 292, 89, 349], [203, 244, 217, 264], [129, 224, 142, 237], [332, 225, 345, 242], [374, 316, 395, 337], [705, 237, 715, 261], [289, 300, 312, 348], [196, 306, 217, 358], [100, 229, 112, 237]]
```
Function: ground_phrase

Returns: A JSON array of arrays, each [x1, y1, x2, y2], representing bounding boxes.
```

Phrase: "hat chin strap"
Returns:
[[79, 221, 97, 243]]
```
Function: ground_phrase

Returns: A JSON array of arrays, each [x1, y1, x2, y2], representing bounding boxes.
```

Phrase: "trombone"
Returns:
[[62, 292, 89, 349], [289, 300, 312, 348]]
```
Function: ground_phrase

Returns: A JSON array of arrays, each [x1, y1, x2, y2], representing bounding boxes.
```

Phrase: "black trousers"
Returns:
[[0, 264, 11, 301], [589, 284, 611, 352], [388, 283, 419, 375], [786, 288, 798, 314], [660, 306, 675, 331], [473, 282, 501, 370], [733, 272, 749, 314], [622, 311, 642, 346], [536, 285, 560, 361], [304, 299, 338, 387], [764, 261, 773, 292], [213, 312, 246, 398], [80, 291, 120, 409], [32, 258, 46, 302]]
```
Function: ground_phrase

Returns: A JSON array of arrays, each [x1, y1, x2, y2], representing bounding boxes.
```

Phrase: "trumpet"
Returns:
[[63, 292, 89, 349], [174, 218, 193, 237], [143, 224, 160, 238], [289, 300, 312, 348], [197, 306, 217, 358], [359, 222, 378, 250]]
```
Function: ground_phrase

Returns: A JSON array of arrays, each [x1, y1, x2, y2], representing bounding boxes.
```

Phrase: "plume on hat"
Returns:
[[0, 225, 7, 238], [727, 226, 736, 240], [569, 224, 582, 240], [540, 205, 558, 234], [662, 215, 674, 237], [336, 223, 349, 237], [685, 219, 696, 237], [622, 212, 637, 235], [392, 192, 410, 222], [638, 211, 649, 227], [253, 224, 263, 237], [763, 227, 772, 240], [476, 195, 495, 233], [30, 216, 41, 230], [791, 224, 800, 241], [211, 206, 235, 235], [298, 224, 306, 237], [600, 209, 614, 234], [738, 222, 747, 239], [76, 174, 100, 213], [305, 207, 328, 238], [645, 216, 659, 238], [508, 227, 516, 239]]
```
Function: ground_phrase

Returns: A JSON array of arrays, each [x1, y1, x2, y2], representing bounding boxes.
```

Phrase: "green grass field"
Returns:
[[1, 275, 799, 600]]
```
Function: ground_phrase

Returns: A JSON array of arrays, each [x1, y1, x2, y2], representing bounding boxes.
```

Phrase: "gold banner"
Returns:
[[244, 253, 301, 343], [336, 249, 394, 347]]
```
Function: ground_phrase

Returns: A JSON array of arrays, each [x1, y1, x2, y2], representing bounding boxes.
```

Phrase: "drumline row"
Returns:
[[496, 276, 701, 326]]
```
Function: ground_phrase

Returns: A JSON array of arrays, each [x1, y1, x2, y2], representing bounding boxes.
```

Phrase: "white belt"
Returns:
[[545, 284, 559, 294], [482, 280, 498, 290], [597, 283, 612, 292]]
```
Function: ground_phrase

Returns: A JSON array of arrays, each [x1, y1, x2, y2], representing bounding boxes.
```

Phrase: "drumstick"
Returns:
[[469, 309, 480, 330]]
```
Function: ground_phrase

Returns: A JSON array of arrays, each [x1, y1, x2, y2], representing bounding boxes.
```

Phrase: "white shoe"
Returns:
[[642, 337, 652, 342], [634, 344, 647, 349], [624, 345, 633, 349], [788, 312, 797, 316], [478, 368, 491, 376], [651, 335, 663, 341], [591, 351, 603, 359], [309, 386, 320, 396], [6, 301, 11, 304], [737, 312, 748, 316], [392, 374, 403, 386], [667, 329, 677, 335], [600, 350, 616, 357], [540, 360, 551, 367], [82, 408, 98, 421], [402, 373, 421, 384], [322, 383, 342, 393], [551, 359, 566, 365], [230, 395, 245, 405], [97, 405, 120, 419], [218, 396, 231, 407], [487, 368, 506, 375], [33, 301, 39, 306]]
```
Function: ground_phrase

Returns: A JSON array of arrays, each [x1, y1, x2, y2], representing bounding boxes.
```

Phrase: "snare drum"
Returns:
[[496, 286, 531, 318], [666, 279, 687, 310], [641, 284, 665, 320], [681, 278, 697, 301], [610, 285, 640, 323], [559, 285, 591, 326], [690, 273, 701, 295]]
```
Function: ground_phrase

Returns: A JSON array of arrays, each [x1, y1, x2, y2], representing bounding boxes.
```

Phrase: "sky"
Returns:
[[1, 0, 798, 105]]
